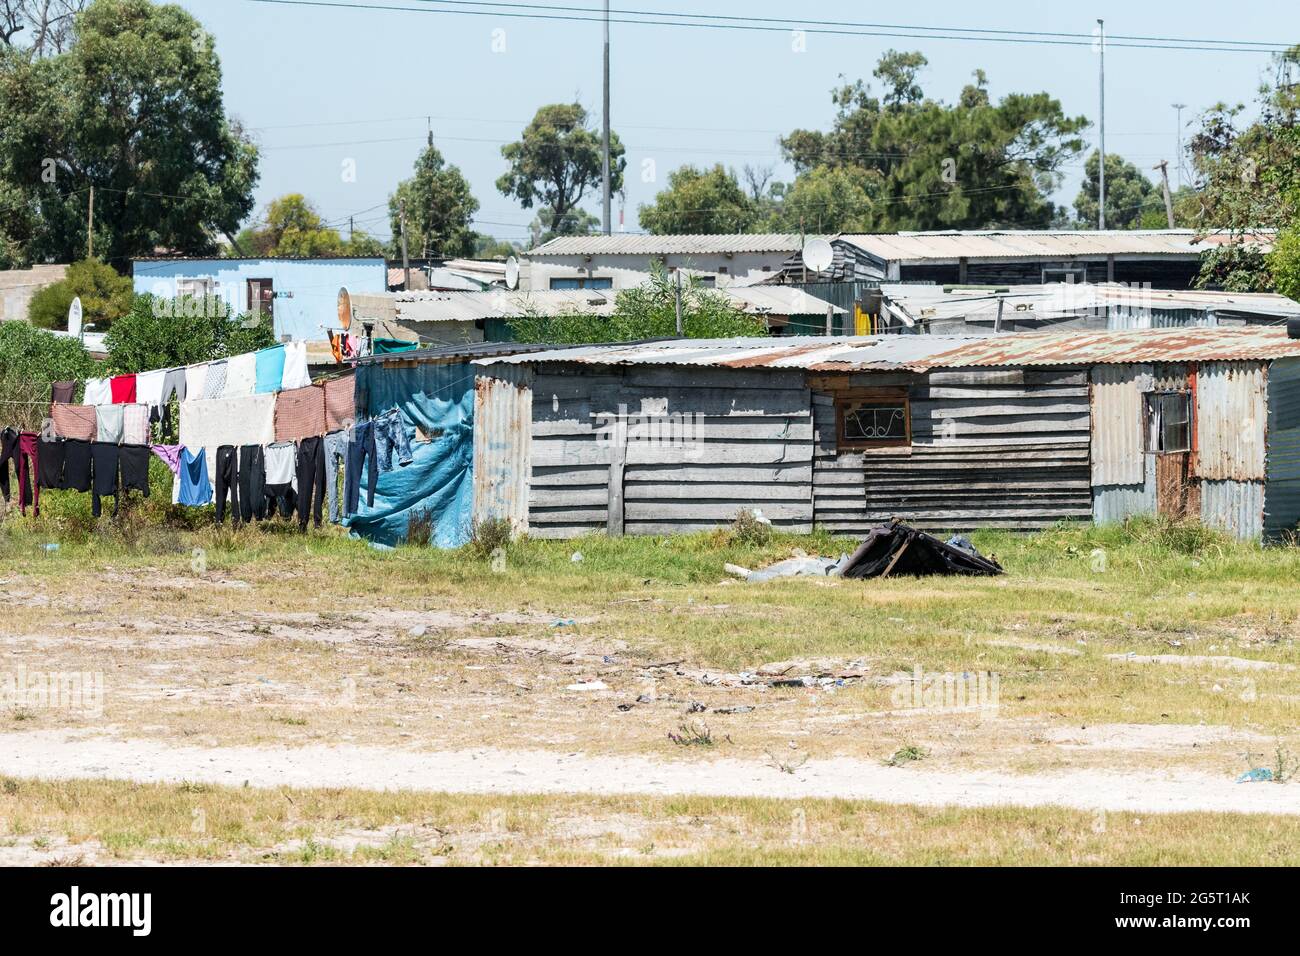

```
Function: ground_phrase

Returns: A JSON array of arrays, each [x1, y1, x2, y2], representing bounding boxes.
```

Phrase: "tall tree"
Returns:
[[497, 103, 624, 239], [638, 164, 758, 234], [234, 193, 382, 258], [1074, 151, 1158, 229], [388, 143, 479, 258], [0, 0, 259, 267], [780, 54, 1087, 231], [0, 1, 86, 56]]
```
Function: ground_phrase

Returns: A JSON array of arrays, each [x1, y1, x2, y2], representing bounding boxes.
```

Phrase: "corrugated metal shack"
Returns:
[[471, 329, 1300, 542]]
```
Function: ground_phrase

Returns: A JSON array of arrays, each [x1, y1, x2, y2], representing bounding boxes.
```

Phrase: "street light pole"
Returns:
[[1097, 19, 1106, 231], [1172, 103, 1187, 189], [601, 0, 612, 236]]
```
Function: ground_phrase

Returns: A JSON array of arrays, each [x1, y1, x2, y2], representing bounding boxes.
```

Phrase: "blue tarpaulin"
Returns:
[[344, 360, 476, 548]]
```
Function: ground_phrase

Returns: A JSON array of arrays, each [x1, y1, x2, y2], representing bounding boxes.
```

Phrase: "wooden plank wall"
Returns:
[[527, 364, 814, 538], [813, 367, 1093, 533]]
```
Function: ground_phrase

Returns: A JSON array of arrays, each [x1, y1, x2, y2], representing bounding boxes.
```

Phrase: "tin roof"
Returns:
[[841, 230, 1272, 263], [526, 233, 816, 257], [880, 282, 1300, 326], [477, 327, 1300, 372]]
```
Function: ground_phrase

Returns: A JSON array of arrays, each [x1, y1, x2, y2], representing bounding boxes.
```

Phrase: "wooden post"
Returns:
[[606, 418, 626, 537], [825, 304, 834, 337], [1155, 160, 1176, 228], [87, 186, 94, 259], [674, 270, 684, 337], [399, 198, 410, 290]]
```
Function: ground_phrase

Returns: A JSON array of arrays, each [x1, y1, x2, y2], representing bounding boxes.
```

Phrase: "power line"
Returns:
[[242, 0, 1297, 53]]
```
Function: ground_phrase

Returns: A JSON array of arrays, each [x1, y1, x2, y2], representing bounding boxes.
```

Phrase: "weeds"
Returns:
[[766, 750, 810, 774], [406, 509, 434, 548], [667, 720, 715, 747], [731, 509, 772, 546], [886, 745, 929, 767], [467, 517, 513, 559]]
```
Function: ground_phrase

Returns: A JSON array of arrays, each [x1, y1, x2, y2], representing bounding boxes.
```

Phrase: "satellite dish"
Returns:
[[337, 287, 352, 331], [505, 256, 520, 290], [67, 296, 83, 337], [801, 238, 834, 274]]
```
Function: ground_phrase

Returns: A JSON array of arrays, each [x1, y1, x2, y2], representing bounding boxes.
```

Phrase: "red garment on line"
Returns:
[[110, 374, 137, 404]]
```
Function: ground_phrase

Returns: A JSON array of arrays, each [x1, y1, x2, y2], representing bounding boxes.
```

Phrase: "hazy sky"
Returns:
[[178, 1, 1299, 244]]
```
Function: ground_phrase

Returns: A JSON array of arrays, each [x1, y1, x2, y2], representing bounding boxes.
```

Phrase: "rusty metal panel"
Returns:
[[1195, 361, 1267, 481], [1091, 364, 1150, 486], [1201, 479, 1264, 541], [472, 366, 534, 533]]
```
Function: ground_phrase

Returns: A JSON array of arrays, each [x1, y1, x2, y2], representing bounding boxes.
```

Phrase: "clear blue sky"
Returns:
[[178, 1, 1300, 244]]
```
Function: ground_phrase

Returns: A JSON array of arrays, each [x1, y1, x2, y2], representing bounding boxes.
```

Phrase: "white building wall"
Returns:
[[523, 251, 795, 291]]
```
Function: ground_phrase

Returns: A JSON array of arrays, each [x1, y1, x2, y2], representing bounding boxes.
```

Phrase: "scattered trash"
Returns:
[[746, 555, 843, 583], [713, 705, 754, 714], [1237, 768, 1274, 783], [550, 619, 577, 628], [686, 701, 707, 713], [616, 703, 634, 712], [41, 543, 59, 553], [723, 563, 752, 579], [840, 521, 1003, 579], [368, 541, 395, 552], [565, 680, 608, 692], [407, 625, 427, 638], [570, 551, 584, 563], [750, 509, 772, 526], [635, 693, 655, 704]]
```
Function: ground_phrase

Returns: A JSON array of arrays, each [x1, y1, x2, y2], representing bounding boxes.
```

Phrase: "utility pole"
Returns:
[[399, 198, 410, 291], [601, 0, 612, 236], [349, 216, 354, 246], [673, 269, 683, 337], [1172, 103, 1187, 189], [1155, 161, 1176, 229], [1097, 19, 1106, 230], [87, 186, 94, 259]]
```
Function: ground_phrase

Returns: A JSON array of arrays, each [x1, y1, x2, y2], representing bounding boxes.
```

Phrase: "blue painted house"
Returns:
[[131, 256, 387, 342]]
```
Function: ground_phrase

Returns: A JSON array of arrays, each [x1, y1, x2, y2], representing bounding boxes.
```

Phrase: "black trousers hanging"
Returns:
[[63, 439, 93, 493], [214, 445, 240, 524], [90, 442, 119, 518], [238, 444, 267, 522], [37, 437, 65, 490], [119, 445, 151, 497], [296, 435, 325, 531]]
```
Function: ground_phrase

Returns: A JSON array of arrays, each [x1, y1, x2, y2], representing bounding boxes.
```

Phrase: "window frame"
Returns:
[[1144, 390, 1193, 453], [834, 387, 912, 450]]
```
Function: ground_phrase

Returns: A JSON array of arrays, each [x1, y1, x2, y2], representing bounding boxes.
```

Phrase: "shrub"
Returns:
[[467, 516, 513, 558], [731, 508, 773, 546], [26, 259, 133, 331]]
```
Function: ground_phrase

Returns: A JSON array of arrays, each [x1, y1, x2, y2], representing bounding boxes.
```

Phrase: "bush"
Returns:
[[467, 516, 513, 558], [0, 321, 96, 429], [26, 259, 133, 331], [104, 294, 275, 374], [731, 508, 773, 546]]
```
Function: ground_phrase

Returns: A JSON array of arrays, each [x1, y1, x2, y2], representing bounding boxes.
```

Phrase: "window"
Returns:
[[835, 388, 910, 449], [1145, 391, 1192, 452], [549, 276, 613, 290], [247, 278, 274, 323], [1042, 266, 1086, 284], [175, 276, 214, 298]]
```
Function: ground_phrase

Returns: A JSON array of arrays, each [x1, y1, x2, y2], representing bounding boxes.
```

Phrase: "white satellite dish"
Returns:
[[67, 296, 83, 338], [505, 256, 520, 290], [801, 238, 834, 274]]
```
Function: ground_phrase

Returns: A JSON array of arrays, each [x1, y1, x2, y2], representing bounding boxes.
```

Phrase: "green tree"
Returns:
[[507, 263, 766, 344], [0, 0, 259, 266], [389, 144, 479, 258], [26, 257, 132, 329], [766, 164, 883, 233], [1074, 151, 1159, 229], [0, 319, 95, 428], [233, 193, 385, 258], [638, 164, 758, 234], [103, 292, 273, 373], [780, 55, 1087, 231], [527, 206, 600, 246], [1271, 228, 1300, 300], [497, 103, 624, 239]]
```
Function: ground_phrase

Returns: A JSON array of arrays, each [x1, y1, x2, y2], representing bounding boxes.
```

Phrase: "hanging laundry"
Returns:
[[15, 433, 40, 515], [263, 441, 299, 518], [222, 352, 257, 399], [214, 445, 240, 523], [345, 419, 378, 514], [255, 345, 286, 394], [122, 404, 150, 445], [296, 435, 326, 530], [322, 373, 355, 432], [201, 360, 228, 399], [95, 404, 125, 444], [63, 439, 92, 493], [37, 436, 64, 490], [0, 428, 16, 505], [184, 363, 209, 401], [50, 381, 76, 404], [328, 331, 344, 365], [160, 367, 187, 405], [110, 374, 137, 404], [90, 442, 119, 518], [176, 446, 212, 506], [83, 377, 112, 406], [119, 445, 151, 497], [50, 403, 97, 442], [237, 444, 267, 522], [274, 384, 327, 442], [280, 341, 311, 390], [323, 430, 348, 523], [150, 444, 182, 475], [373, 408, 414, 471], [135, 369, 166, 409], [178, 392, 277, 497]]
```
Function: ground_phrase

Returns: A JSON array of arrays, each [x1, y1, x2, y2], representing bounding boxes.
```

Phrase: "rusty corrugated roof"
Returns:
[[476, 328, 1300, 372]]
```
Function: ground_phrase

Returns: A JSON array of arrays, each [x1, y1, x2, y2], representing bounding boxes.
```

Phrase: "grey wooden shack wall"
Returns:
[[526, 363, 814, 538], [812, 366, 1092, 532]]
